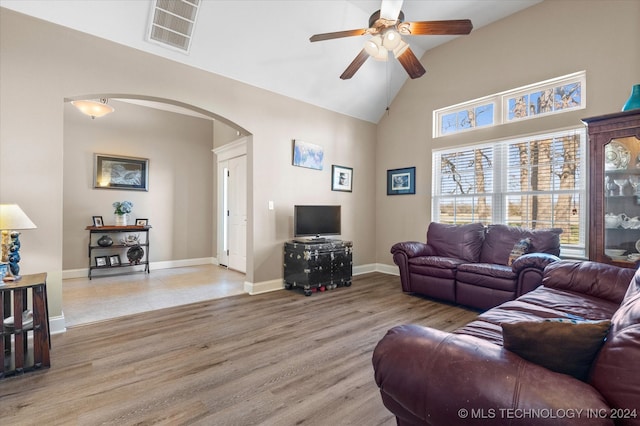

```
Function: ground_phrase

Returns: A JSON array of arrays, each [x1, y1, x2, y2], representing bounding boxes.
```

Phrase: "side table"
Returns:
[[1, 273, 50, 377]]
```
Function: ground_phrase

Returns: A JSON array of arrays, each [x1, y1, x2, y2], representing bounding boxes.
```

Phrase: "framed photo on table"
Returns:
[[387, 167, 416, 195], [331, 165, 353, 192], [92, 216, 104, 227], [95, 256, 109, 267], [135, 218, 149, 226]]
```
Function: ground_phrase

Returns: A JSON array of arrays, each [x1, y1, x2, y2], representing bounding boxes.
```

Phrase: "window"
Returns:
[[432, 128, 586, 257], [433, 71, 586, 137]]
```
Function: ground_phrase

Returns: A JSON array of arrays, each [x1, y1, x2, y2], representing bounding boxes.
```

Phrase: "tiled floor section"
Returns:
[[62, 264, 246, 327]]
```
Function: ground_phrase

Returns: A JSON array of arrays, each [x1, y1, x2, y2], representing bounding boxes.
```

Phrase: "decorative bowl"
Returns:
[[605, 249, 626, 257], [97, 235, 113, 247]]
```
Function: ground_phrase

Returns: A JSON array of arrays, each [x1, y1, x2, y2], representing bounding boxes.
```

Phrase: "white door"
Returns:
[[227, 155, 247, 272], [217, 161, 230, 268]]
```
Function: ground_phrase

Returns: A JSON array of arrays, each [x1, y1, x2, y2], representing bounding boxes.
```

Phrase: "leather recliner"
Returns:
[[391, 222, 562, 310]]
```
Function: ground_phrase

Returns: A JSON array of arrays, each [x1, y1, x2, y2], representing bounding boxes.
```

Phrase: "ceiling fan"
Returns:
[[309, 0, 473, 80]]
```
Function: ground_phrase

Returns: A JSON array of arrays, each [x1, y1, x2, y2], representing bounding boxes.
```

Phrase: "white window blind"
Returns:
[[432, 127, 586, 257]]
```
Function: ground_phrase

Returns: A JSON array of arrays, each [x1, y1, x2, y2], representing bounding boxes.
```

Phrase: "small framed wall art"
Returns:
[[94, 154, 149, 191], [292, 140, 324, 170], [332, 165, 353, 192], [387, 167, 416, 195]]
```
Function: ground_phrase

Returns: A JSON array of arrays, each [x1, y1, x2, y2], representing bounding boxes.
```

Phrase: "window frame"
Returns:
[[431, 127, 587, 258], [433, 71, 586, 138]]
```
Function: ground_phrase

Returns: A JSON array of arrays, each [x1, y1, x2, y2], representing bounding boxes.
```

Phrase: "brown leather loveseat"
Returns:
[[373, 260, 640, 426], [391, 222, 562, 310]]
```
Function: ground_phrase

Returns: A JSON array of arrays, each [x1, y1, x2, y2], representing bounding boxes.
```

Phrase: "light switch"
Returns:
[[268, 201, 274, 210]]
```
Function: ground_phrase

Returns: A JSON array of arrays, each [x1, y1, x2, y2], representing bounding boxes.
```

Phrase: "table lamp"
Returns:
[[0, 204, 37, 282]]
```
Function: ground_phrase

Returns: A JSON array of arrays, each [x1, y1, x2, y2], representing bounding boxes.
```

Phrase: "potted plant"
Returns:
[[113, 201, 133, 226]]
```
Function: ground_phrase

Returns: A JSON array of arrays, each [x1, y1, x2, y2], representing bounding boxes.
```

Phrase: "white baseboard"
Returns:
[[50, 313, 67, 335], [244, 279, 283, 295], [353, 263, 376, 275], [62, 257, 217, 279], [375, 263, 399, 276]]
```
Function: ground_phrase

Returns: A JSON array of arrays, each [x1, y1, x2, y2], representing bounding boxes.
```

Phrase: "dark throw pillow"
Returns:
[[507, 238, 531, 266], [501, 318, 612, 381]]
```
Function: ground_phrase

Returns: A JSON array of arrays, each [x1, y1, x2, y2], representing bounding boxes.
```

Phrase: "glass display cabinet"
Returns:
[[583, 110, 640, 267]]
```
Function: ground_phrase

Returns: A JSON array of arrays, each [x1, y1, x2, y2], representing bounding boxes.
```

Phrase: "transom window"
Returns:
[[433, 71, 586, 138], [432, 128, 586, 258]]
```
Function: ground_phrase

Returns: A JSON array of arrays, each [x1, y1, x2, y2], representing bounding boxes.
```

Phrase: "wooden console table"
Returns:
[[86, 225, 151, 279], [1, 272, 50, 377]]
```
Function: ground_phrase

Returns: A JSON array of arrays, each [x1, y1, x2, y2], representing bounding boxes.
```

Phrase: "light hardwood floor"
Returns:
[[1, 272, 479, 425], [63, 265, 246, 326]]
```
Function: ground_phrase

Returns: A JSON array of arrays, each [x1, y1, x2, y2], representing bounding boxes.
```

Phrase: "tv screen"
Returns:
[[294, 205, 341, 238]]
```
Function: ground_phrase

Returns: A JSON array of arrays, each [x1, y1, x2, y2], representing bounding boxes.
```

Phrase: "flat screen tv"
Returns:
[[294, 205, 341, 239]]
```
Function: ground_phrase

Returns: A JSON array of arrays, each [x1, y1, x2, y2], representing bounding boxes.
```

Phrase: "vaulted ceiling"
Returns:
[[1, 0, 541, 123]]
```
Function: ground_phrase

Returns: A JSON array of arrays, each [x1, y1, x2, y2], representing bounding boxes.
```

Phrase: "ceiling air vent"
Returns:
[[148, 0, 200, 53]]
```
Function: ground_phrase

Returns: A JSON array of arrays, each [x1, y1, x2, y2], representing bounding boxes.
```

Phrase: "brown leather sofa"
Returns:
[[372, 260, 640, 426], [391, 222, 562, 310]]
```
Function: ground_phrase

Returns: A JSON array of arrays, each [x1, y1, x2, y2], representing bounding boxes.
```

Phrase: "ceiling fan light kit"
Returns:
[[310, 0, 472, 80], [364, 35, 388, 61], [381, 29, 402, 50]]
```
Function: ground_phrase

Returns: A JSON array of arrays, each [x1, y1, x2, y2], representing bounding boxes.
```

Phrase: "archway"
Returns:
[[61, 94, 251, 324]]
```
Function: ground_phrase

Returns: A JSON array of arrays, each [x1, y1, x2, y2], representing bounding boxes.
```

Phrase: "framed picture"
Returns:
[[95, 256, 109, 267], [108, 254, 121, 266], [292, 140, 324, 170], [94, 154, 149, 191], [92, 216, 104, 227], [387, 167, 416, 195], [331, 165, 353, 192], [135, 218, 149, 226]]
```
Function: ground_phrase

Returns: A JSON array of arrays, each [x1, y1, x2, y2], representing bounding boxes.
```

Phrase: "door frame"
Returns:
[[213, 137, 247, 271]]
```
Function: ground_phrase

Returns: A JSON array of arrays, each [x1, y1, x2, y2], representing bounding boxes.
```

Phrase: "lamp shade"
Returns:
[[71, 99, 115, 119], [0, 204, 37, 230]]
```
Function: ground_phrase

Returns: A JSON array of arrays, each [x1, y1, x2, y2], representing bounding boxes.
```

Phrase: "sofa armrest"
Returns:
[[390, 241, 435, 258], [511, 253, 560, 296], [373, 325, 613, 426], [390, 242, 436, 293], [511, 252, 560, 274]]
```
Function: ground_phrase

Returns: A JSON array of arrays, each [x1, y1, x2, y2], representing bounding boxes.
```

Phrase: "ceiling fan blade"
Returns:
[[403, 19, 473, 35], [380, 0, 404, 21], [396, 46, 426, 79], [340, 49, 370, 80], [310, 29, 368, 42]]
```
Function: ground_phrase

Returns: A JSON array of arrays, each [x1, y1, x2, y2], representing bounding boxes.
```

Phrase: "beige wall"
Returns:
[[0, 9, 377, 326], [63, 100, 215, 270], [376, 0, 640, 264], [6, 1, 638, 329]]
